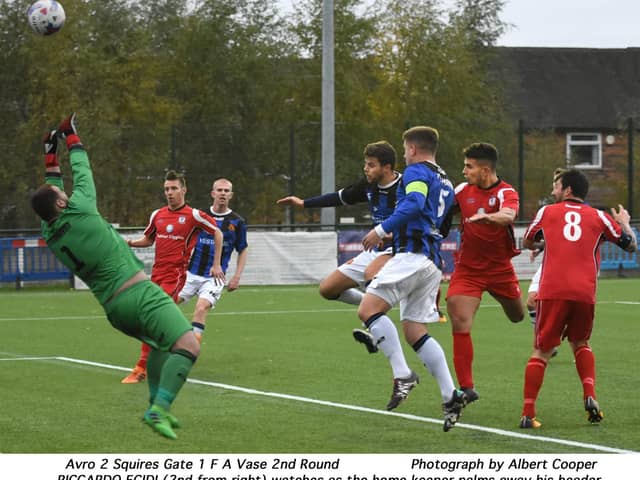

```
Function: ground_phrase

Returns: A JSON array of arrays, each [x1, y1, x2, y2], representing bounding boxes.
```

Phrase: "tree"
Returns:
[[367, 0, 514, 184], [0, 0, 518, 229]]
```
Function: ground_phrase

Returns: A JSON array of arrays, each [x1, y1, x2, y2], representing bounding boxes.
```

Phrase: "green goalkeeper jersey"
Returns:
[[42, 145, 144, 305]]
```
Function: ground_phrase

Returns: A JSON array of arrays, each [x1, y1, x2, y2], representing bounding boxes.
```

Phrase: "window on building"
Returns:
[[566, 133, 602, 169]]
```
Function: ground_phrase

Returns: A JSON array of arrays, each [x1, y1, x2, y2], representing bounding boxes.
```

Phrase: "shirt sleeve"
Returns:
[[67, 146, 98, 214], [143, 210, 159, 240], [235, 219, 248, 252], [303, 176, 369, 208], [339, 177, 370, 205], [194, 209, 219, 236], [524, 206, 546, 241], [596, 210, 623, 242], [499, 186, 520, 212], [380, 169, 428, 234], [45, 172, 64, 190], [303, 192, 342, 208]]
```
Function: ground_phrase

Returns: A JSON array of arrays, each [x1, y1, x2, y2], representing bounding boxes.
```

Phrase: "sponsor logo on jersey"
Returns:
[[156, 233, 185, 240], [167, 224, 174, 233], [477, 207, 486, 215]]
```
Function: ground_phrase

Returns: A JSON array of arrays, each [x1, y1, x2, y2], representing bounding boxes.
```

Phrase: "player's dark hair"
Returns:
[[402, 126, 439, 154], [553, 167, 567, 183], [30, 184, 60, 222], [463, 142, 499, 169], [363, 141, 396, 168], [558, 169, 589, 199], [165, 170, 186, 188]]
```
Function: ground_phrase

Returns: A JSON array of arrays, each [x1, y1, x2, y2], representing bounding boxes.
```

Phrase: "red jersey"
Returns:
[[144, 204, 219, 278], [454, 180, 520, 271], [524, 200, 623, 304]]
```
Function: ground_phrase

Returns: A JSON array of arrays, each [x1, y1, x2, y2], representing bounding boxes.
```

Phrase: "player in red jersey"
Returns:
[[121, 170, 225, 383], [446, 143, 525, 403], [519, 169, 636, 428]]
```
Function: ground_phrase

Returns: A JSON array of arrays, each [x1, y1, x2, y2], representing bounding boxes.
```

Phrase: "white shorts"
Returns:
[[366, 253, 442, 323], [178, 271, 224, 307], [528, 265, 542, 294], [338, 247, 392, 288]]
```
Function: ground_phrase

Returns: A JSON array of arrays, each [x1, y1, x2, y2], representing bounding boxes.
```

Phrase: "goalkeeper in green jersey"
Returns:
[[30, 113, 199, 440]]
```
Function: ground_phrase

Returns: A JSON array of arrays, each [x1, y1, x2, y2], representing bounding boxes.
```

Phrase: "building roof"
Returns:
[[491, 47, 640, 130]]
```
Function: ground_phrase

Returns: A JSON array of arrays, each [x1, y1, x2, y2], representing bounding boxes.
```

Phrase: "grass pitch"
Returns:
[[0, 279, 639, 453]]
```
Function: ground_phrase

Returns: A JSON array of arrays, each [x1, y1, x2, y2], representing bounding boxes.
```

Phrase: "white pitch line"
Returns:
[[52, 356, 635, 454], [0, 356, 59, 361], [2, 300, 638, 323]]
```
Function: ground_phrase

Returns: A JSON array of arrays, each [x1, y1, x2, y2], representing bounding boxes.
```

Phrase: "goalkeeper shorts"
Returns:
[[105, 279, 192, 351]]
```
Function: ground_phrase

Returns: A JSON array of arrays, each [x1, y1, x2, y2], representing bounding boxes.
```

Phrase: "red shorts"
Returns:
[[446, 264, 521, 300], [535, 299, 595, 351], [151, 267, 186, 302]]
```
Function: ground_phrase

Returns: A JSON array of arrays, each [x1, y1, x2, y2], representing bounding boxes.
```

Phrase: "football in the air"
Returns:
[[27, 0, 66, 36]]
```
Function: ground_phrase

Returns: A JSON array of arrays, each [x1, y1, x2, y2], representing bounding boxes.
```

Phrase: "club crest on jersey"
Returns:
[[166, 224, 174, 233], [488, 197, 497, 207], [178, 216, 186, 224]]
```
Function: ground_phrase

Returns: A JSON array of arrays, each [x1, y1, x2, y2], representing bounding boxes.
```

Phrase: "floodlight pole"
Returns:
[[321, 0, 335, 228], [628, 117, 634, 218]]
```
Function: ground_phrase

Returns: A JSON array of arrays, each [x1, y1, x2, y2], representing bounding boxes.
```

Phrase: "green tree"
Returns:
[[0, 0, 518, 230], [368, 0, 513, 185], [0, 1, 34, 230]]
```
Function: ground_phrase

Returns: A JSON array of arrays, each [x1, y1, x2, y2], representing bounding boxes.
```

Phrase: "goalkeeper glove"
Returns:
[[43, 129, 59, 168], [57, 112, 82, 148]]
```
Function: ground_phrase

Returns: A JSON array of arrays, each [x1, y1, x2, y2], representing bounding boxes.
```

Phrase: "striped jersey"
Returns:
[[380, 161, 454, 265], [187, 208, 248, 276], [339, 174, 401, 226]]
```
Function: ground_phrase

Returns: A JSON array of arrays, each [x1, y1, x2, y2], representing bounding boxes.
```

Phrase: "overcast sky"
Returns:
[[499, 0, 639, 48], [277, 0, 640, 49]]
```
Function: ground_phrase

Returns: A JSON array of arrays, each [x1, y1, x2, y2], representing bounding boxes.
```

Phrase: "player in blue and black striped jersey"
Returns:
[[277, 141, 400, 306], [358, 126, 466, 431], [178, 178, 248, 342]]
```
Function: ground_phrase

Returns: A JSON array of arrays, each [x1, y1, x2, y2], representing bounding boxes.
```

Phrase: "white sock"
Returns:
[[336, 288, 363, 305], [192, 322, 205, 335], [368, 314, 412, 379], [415, 336, 455, 402]]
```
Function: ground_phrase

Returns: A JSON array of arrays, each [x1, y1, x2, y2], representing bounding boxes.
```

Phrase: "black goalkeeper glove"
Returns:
[[43, 129, 59, 168]]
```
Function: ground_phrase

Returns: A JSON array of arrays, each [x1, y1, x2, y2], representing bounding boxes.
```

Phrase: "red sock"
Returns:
[[574, 345, 596, 399], [453, 332, 474, 389], [136, 343, 151, 370], [522, 357, 547, 417]]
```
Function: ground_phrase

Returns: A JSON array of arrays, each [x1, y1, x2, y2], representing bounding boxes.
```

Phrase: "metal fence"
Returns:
[[0, 237, 71, 288]]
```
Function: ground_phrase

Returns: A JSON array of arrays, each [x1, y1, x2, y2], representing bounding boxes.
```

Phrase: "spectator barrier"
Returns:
[[1, 227, 637, 289]]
